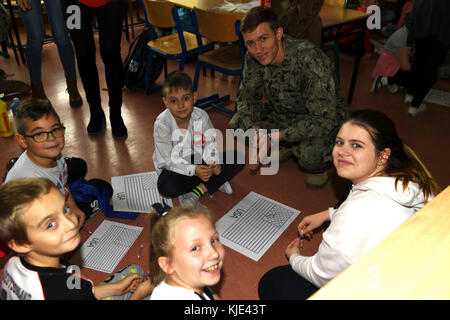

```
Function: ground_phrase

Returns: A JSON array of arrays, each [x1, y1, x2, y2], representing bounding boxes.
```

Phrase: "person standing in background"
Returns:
[[62, 0, 128, 138], [405, 0, 450, 117], [17, 0, 82, 106]]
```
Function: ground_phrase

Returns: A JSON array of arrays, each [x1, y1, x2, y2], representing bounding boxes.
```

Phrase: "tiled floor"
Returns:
[[1, 19, 449, 300]]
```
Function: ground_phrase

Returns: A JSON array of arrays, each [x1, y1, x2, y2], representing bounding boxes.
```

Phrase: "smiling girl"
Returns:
[[149, 205, 225, 300], [258, 109, 440, 299]]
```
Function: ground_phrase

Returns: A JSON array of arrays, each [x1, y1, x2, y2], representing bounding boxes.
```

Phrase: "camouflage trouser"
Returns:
[[229, 106, 335, 173]]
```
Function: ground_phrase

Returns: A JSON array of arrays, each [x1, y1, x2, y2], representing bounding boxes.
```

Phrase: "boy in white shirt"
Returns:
[[4, 99, 87, 227], [152, 71, 243, 206]]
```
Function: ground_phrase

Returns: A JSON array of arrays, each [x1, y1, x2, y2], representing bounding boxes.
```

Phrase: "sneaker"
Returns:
[[178, 192, 200, 206], [218, 182, 233, 195], [387, 84, 399, 94], [404, 94, 414, 105], [408, 104, 427, 117], [370, 76, 382, 93]]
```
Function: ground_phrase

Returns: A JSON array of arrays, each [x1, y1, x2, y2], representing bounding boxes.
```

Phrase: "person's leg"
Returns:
[[410, 37, 447, 108], [292, 137, 334, 190], [157, 169, 202, 198], [258, 265, 319, 300], [44, 0, 82, 107], [96, 0, 127, 138], [62, 0, 105, 132], [203, 151, 244, 195], [18, 0, 46, 98]]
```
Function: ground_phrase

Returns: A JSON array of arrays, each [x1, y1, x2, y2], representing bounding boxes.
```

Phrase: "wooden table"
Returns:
[[310, 186, 450, 299]]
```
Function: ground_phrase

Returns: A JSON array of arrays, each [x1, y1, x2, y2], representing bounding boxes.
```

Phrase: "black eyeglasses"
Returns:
[[23, 126, 66, 143]]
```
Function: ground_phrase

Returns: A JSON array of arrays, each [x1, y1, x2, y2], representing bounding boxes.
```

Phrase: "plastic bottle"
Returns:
[[11, 97, 21, 116], [0, 93, 14, 137], [129, 58, 139, 73]]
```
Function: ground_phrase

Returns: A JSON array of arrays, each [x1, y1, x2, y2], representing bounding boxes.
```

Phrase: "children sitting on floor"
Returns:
[[152, 71, 244, 206], [148, 203, 225, 300], [0, 178, 152, 300]]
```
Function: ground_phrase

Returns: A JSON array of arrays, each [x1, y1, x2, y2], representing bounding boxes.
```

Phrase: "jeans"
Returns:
[[19, 0, 77, 84], [62, 0, 125, 114], [409, 36, 448, 107]]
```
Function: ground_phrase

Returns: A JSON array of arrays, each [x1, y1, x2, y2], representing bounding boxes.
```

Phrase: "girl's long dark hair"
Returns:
[[347, 109, 440, 202]]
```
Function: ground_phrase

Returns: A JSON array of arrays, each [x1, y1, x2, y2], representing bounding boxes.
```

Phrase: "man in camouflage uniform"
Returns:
[[229, 6, 350, 189]]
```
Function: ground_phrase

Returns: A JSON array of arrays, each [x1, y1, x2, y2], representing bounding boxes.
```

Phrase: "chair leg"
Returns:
[[334, 43, 340, 83], [179, 58, 185, 71], [193, 62, 201, 91], [163, 59, 168, 77], [145, 51, 162, 92]]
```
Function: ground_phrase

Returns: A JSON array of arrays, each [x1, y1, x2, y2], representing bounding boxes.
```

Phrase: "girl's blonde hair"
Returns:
[[149, 204, 215, 286]]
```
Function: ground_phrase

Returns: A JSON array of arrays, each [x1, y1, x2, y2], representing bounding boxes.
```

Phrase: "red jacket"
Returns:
[[77, 0, 118, 7]]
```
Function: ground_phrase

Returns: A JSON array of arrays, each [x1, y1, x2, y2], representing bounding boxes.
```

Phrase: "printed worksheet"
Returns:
[[71, 220, 142, 273], [424, 89, 450, 107], [111, 171, 173, 213], [216, 192, 300, 261]]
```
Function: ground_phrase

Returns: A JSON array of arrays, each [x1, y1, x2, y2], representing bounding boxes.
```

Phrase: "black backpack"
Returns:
[[123, 29, 164, 91]]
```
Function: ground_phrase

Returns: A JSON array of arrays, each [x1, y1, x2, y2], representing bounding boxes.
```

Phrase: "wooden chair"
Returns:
[[322, 0, 348, 83], [191, 7, 245, 115], [139, 0, 213, 92]]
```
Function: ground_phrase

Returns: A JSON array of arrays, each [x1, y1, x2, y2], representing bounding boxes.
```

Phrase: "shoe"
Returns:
[[66, 78, 83, 108], [178, 192, 200, 206], [305, 171, 329, 190], [404, 94, 414, 105], [31, 82, 48, 100], [370, 76, 382, 93], [218, 182, 233, 195], [87, 110, 106, 134], [387, 84, 399, 94], [110, 113, 128, 139], [408, 104, 427, 117]]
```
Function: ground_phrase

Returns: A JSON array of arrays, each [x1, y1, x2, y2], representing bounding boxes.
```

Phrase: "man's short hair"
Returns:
[[14, 99, 61, 135], [0, 178, 55, 247], [162, 71, 194, 97], [240, 6, 280, 34]]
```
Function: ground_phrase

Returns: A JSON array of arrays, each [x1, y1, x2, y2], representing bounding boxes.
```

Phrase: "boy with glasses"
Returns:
[[5, 99, 88, 228]]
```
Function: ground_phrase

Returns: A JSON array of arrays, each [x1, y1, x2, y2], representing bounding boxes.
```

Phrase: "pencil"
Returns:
[[81, 226, 93, 235], [137, 244, 144, 259]]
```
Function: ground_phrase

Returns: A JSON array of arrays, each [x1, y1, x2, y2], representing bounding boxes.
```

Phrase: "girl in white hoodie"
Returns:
[[258, 109, 441, 299]]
